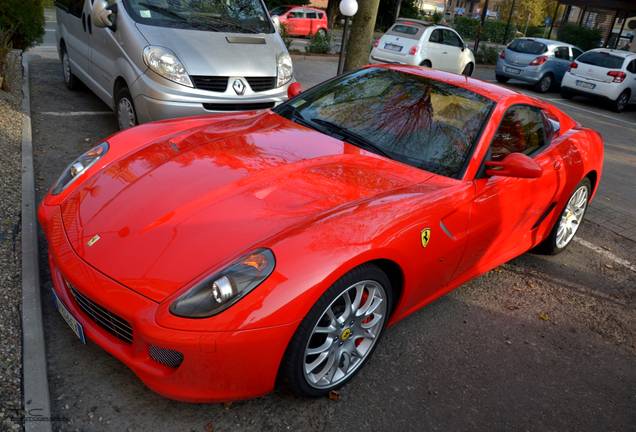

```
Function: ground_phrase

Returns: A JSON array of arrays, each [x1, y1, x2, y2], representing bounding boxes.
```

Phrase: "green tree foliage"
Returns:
[[497, 0, 548, 27], [557, 24, 602, 51], [375, 0, 419, 31], [264, 0, 309, 11], [0, 0, 45, 50], [454, 16, 516, 44]]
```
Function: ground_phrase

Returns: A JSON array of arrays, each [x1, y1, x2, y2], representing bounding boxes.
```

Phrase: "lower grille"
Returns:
[[202, 102, 275, 111], [69, 286, 133, 344], [245, 76, 276, 92], [149, 345, 184, 368]]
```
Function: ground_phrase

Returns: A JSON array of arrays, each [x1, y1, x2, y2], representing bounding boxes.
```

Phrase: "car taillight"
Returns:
[[500, 50, 505, 59], [567, 62, 578, 73], [530, 56, 548, 66], [374, 39, 379, 47], [410, 46, 418, 55], [608, 71, 626, 83]]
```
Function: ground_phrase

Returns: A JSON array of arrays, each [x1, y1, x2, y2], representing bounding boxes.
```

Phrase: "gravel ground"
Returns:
[[0, 53, 25, 430]]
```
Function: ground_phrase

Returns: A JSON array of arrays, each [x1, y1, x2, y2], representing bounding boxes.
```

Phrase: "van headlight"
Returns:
[[170, 249, 276, 318], [143, 46, 193, 87], [51, 142, 109, 195], [276, 52, 293, 87]]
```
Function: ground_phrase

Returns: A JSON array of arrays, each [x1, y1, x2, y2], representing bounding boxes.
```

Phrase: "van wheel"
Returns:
[[116, 87, 138, 130], [61, 46, 79, 91]]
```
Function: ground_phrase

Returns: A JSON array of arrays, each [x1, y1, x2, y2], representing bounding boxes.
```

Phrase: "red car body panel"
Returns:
[[39, 66, 604, 402]]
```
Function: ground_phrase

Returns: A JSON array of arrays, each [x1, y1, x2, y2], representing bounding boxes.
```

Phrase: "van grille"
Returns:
[[191, 76, 229, 92], [245, 77, 276, 92], [69, 286, 133, 344]]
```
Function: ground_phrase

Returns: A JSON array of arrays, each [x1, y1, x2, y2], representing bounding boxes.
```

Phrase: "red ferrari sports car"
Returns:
[[39, 65, 603, 403]]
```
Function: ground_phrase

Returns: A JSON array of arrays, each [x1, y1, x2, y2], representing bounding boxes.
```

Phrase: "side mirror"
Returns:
[[287, 82, 301, 99], [485, 153, 543, 178], [93, 0, 116, 29], [271, 15, 280, 32], [463, 42, 467, 51]]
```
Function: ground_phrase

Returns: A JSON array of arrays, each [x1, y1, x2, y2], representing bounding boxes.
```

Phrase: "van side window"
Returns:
[[71, 0, 85, 18], [491, 106, 547, 162]]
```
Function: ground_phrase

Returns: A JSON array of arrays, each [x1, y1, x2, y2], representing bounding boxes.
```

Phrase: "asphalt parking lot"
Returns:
[[27, 18, 636, 431]]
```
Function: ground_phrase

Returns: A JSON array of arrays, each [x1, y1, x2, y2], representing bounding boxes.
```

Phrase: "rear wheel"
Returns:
[[540, 177, 591, 255], [534, 73, 553, 93], [610, 90, 629, 113], [420, 60, 432, 68], [61, 45, 79, 90], [316, 28, 326, 38], [495, 74, 509, 84], [280, 263, 392, 397], [116, 86, 138, 130], [462, 63, 474, 76], [560, 87, 574, 99]]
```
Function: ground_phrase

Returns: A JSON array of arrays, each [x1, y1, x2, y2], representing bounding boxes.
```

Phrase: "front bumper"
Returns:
[[131, 70, 292, 124], [40, 204, 299, 403]]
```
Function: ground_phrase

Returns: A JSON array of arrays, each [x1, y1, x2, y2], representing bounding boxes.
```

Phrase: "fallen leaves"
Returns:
[[492, 267, 503, 273], [205, 422, 214, 431], [328, 390, 340, 401], [222, 402, 232, 410], [605, 264, 614, 269], [507, 305, 518, 310], [513, 287, 522, 291], [614, 295, 621, 299], [539, 314, 549, 321], [527, 282, 534, 288], [603, 246, 611, 251]]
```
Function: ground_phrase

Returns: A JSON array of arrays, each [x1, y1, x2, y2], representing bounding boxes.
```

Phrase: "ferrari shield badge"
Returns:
[[87, 234, 101, 247], [420, 229, 431, 248]]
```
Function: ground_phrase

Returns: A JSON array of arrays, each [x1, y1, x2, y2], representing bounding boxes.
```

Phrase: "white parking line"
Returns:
[[40, 111, 113, 116], [574, 237, 636, 272]]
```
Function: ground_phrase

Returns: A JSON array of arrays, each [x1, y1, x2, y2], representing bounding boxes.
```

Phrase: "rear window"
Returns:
[[392, 25, 419, 35], [508, 39, 547, 55], [577, 52, 626, 69]]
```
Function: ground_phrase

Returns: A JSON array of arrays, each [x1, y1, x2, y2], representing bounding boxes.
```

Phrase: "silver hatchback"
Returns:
[[56, 0, 293, 129], [495, 38, 583, 93]]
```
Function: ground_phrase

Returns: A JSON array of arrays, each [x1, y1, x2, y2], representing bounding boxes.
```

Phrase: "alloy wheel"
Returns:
[[556, 184, 588, 248]]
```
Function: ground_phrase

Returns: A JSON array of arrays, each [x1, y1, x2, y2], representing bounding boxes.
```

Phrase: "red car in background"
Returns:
[[270, 5, 328, 36]]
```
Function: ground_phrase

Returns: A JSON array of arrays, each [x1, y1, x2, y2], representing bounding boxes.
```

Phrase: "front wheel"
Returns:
[[279, 263, 392, 397], [540, 177, 591, 255], [116, 86, 138, 131], [61, 46, 79, 90]]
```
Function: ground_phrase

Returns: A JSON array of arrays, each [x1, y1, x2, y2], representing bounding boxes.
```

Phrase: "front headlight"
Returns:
[[276, 52, 293, 87], [170, 249, 276, 318], [51, 142, 109, 195], [143, 46, 193, 87]]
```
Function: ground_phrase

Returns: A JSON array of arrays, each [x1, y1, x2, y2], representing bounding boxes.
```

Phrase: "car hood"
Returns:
[[135, 24, 286, 77], [60, 111, 431, 302]]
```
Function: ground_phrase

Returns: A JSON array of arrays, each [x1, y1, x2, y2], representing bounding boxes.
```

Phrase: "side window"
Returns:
[[555, 46, 569, 60], [491, 106, 547, 162], [317, 12, 324, 19], [71, 0, 85, 18], [442, 30, 462, 47], [627, 60, 636, 74], [305, 9, 317, 19], [288, 9, 303, 18], [572, 48, 583, 60], [429, 29, 442, 44]]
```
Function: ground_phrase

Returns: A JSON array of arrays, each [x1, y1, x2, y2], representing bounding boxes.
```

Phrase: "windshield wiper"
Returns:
[[139, 3, 187, 21], [204, 16, 259, 34], [310, 118, 392, 159]]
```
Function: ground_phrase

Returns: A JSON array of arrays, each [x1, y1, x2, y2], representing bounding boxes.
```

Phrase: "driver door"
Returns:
[[452, 105, 563, 280]]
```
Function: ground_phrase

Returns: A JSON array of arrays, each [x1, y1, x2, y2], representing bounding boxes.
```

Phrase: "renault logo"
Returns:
[[233, 79, 246, 95]]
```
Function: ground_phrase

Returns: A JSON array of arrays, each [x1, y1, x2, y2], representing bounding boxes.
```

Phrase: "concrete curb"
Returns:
[[291, 54, 339, 62], [21, 53, 53, 432]]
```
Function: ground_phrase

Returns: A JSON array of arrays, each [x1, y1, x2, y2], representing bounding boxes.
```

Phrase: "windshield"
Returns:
[[273, 68, 495, 178], [269, 6, 292, 15], [123, 0, 273, 33], [577, 52, 626, 69], [508, 39, 547, 55]]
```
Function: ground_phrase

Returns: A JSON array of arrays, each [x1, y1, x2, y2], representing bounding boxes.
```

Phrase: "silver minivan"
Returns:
[[55, 0, 294, 129]]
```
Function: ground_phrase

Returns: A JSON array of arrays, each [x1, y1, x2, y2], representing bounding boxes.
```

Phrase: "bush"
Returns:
[[306, 32, 331, 54], [0, 0, 45, 51], [278, 23, 295, 49], [1, 22, 21, 92], [453, 16, 516, 44], [558, 24, 602, 51], [474, 45, 501, 64], [525, 26, 546, 38]]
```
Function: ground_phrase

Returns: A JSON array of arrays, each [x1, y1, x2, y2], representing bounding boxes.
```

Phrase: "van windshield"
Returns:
[[123, 0, 273, 33]]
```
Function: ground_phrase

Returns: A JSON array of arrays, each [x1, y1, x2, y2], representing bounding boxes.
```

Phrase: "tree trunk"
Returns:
[[343, 0, 381, 72], [327, 0, 339, 34]]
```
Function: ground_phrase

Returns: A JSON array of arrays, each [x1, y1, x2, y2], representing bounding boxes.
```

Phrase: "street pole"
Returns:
[[394, 0, 402, 23], [524, 13, 531, 36], [502, 0, 516, 45], [337, 17, 350, 75], [473, 0, 489, 52]]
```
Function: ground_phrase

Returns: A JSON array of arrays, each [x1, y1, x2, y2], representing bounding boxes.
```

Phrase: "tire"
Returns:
[[116, 86, 138, 131], [279, 263, 393, 397], [560, 87, 574, 100], [462, 63, 474, 76], [495, 74, 509, 84], [540, 177, 591, 255], [610, 90, 629, 113], [316, 28, 326, 38], [61, 45, 79, 91], [420, 60, 432, 68], [534, 73, 553, 93]]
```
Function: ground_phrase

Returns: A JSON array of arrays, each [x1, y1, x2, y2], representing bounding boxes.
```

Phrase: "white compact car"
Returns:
[[560, 49, 636, 113], [369, 18, 475, 76]]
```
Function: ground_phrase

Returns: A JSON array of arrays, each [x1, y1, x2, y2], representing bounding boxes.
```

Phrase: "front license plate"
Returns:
[[52, 289, 86, 344], [504, 67, 521, 75], [575, 80, 596, 90], [384, 43, 403, 52]]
